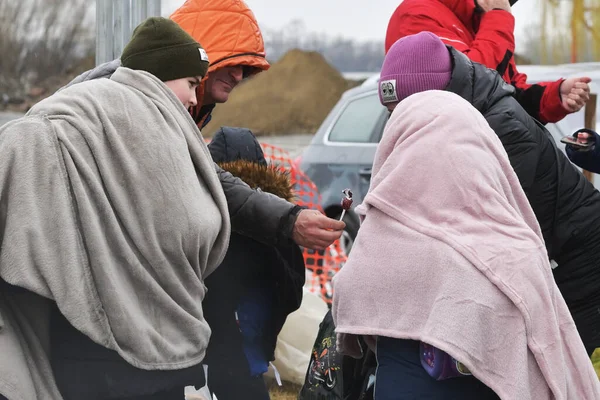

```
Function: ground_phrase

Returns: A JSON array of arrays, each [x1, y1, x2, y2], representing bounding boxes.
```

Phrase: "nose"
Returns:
[[229, 66, 244, 83], [189, 91, 198, 107]]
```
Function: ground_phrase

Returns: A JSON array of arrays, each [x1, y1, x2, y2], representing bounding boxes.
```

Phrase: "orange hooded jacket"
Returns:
[[170, 0, 270, 128]]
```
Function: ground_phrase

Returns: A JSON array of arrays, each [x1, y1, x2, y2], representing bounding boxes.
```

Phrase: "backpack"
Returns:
[[298, 310, 376, 400]]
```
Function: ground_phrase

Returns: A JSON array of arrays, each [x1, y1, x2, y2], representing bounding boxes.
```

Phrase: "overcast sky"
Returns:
[[162, 0, 539, 52]]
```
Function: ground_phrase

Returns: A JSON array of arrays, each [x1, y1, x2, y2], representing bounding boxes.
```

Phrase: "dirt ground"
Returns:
[[267, 379, 301, 400], [203, 49, 361, 137]]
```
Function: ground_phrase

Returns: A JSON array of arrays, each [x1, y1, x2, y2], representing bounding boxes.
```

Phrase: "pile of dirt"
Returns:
[[204, 49, 359, 136]]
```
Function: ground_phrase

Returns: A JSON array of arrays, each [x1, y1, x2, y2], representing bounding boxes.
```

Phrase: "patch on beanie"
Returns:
[[199, 48, 209, 62], [380, 80, 398, 104]]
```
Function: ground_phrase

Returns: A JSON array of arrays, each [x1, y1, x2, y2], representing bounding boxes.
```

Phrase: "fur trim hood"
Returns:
[[208, 127, 294, 202], [217, 159, 294, 202]]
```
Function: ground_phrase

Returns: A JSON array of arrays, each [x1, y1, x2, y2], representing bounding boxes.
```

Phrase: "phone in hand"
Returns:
[[560, 135, 595, 151]]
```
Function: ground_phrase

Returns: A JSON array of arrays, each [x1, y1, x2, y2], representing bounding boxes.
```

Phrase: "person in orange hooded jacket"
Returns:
[[170, 0, 271, 129], [385, 0, 591, 124], [66, 0, 344, 257]]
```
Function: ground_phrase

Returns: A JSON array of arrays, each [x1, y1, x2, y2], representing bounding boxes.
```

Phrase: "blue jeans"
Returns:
[[374, 337, 499, 400]]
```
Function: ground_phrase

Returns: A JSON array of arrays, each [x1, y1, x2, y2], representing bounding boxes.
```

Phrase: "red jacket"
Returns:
[[385, 0, 567, 124]]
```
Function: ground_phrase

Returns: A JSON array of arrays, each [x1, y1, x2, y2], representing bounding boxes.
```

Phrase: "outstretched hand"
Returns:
[[292, 209, 345, 250], [561, 77, 591, 113]]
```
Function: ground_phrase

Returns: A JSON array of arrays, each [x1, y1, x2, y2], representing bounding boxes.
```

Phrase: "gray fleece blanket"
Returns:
[[0, 67, 230, 399], [65, 58, 121, 87]]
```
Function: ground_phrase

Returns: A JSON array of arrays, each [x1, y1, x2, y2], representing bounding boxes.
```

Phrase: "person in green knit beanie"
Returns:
[[0, 16, 229, 400], [121, 16, 210, 109], [0, 13, 343, 400]]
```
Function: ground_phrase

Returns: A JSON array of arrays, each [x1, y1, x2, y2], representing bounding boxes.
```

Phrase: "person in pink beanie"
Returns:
[[378, 32, 452, 107], [377, 32, 600, 361], [332, 89, 600, 399]]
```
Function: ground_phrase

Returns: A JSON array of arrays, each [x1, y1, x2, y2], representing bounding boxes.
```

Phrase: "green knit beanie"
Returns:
[[121, 17, 209, 82]]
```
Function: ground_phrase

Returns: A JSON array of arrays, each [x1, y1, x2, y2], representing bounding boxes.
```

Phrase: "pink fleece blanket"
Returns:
[[332, 91, 600, 399]]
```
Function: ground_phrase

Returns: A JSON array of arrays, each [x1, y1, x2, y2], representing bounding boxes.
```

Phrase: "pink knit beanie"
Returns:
[[379, 32, 452, 105]]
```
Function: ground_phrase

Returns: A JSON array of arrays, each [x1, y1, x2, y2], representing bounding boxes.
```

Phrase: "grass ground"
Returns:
[[267, 378, 301, 400], [593, 348, 600, 378]]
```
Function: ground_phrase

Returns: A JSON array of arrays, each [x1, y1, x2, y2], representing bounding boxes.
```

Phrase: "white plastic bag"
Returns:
[[265, 286, 329, 385], [184, 365, 218, 400]]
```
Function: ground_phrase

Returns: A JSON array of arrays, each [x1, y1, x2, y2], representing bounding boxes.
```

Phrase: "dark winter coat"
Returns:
[[445, 47, 600, 307], [203, 127, 306, 379]]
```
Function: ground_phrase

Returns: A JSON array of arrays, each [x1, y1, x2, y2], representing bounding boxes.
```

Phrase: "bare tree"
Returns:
[[522, 21, 597, 65], [0, 0, 94, 102], [262, 20, 384, 72]]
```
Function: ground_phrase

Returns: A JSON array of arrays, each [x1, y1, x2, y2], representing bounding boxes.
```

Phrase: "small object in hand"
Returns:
[[339, 188, 353, 220], [561, 129, 595, 151]]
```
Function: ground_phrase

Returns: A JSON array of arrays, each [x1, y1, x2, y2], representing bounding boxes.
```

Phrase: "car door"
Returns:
[[302, 90, 389, 212]]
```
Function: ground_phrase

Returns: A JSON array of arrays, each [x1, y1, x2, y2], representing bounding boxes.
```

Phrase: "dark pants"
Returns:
[[2, 387, 181, 400], [52, 356, 204, 400], [119, 388, 185, 400], [50, 306, 205, 400], [208, 369, 270, 400], [374, 337, 499, 400]]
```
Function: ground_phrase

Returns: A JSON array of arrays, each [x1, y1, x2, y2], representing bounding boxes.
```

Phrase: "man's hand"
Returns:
[[561, 77, 591, 113], [292, 209, 345, 250], [476, 0, 511, 12]]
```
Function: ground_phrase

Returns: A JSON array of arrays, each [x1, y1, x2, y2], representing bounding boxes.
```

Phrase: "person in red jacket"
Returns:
[[385, 0, 591, 124]]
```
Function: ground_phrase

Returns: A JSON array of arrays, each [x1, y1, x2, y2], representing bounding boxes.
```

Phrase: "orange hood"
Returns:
[[171, 0, 270, 125]]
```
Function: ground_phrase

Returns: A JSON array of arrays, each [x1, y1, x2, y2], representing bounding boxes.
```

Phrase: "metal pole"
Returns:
[[147, 0, 161, 18], [112, 0, 129, 60], [583, 94, 598, 183], [121, 0, 132, 56], [96, 0, 161, 66], [96, 0, 114, 66], [131, 0, 148, 29]]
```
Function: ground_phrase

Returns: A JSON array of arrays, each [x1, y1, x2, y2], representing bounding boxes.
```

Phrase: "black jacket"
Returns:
[[216, 161, 300, 246], [446, 48, 600, 298], [203, 127, 305, 377]]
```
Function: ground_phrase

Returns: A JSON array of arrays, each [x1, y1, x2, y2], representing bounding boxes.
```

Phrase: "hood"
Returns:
[[445, 46, 515, 112], [170, 0, 269, 73], [61, 59, 121, 91], [208, 127, 294, 202], [171, 0, 270, 126]]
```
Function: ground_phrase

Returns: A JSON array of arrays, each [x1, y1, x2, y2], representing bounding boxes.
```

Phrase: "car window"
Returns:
[[371, 108, 391, 143], [328, 93, 388, 143]]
